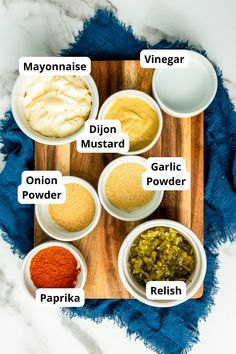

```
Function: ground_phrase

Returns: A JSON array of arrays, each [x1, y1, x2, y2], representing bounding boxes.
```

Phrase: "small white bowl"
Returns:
[[11, 75, 99, 145], [22, 241, 87, 298], [98, 156, 164, 221], [152, 51, 217, 118], [98, 89, 163, 155], [35, 176, 101, 241], [118, 219, 207, 307]]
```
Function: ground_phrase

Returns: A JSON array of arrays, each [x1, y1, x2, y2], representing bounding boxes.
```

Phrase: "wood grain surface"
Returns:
[[34, 60, 204, 299]]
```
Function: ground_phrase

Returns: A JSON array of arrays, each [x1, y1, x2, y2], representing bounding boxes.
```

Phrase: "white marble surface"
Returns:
[[0, 1, 236, 353]]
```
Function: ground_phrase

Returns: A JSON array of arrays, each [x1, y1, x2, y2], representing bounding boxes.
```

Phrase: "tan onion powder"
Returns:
[[105, 163, 154, 212], [48, 183, 95, 232]]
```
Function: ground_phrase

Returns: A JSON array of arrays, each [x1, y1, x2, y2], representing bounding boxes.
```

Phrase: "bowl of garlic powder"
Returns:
[[11, 75, 99, 145], [98, 156, 164, 221]]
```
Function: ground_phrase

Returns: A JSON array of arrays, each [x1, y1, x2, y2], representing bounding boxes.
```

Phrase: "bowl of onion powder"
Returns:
[[35, 176, 101, 241]]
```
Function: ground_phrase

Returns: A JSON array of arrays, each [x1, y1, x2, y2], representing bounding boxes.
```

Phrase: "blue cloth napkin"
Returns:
[[0, 9, 236, 354]]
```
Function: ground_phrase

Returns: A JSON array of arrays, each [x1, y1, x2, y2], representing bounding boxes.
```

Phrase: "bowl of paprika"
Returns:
[[22, 241, 87, 298]]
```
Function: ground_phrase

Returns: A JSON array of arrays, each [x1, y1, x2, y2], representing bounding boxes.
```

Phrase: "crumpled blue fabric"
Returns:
[[0, 9, 235, 354]]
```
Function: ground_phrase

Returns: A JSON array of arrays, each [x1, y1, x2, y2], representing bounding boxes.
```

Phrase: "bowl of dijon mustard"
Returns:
[[98, 89, 163, 155]]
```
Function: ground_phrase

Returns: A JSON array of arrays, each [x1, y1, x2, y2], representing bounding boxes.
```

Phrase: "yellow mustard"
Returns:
[[104, 96, 159, 151]]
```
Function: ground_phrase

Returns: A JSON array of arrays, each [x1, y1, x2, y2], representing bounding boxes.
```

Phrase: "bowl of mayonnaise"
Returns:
[[11, 75, 99, 145]]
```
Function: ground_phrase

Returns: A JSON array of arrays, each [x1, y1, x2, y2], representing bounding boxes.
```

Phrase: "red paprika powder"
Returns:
[[30, 246, 80, 288]]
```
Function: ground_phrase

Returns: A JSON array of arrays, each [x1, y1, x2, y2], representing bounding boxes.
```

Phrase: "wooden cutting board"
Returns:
[[34, 60, 204, 299]]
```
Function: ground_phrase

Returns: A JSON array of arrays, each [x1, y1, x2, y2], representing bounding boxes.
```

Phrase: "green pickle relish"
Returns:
[[128, 227, 195, 285]]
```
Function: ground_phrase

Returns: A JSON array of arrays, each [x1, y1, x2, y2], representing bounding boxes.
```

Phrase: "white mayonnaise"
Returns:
[[22, 76, 92, 138]]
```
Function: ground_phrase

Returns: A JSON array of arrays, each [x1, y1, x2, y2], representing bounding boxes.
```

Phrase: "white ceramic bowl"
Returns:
[[118, 219, 207, 307], [22, 241, 87, 298], [11, 75, 99, 145], [98, 156, 164, 221], [152, 51, 217, 118], [98, 89, 163, 155], [35, 176, 102, 241]]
